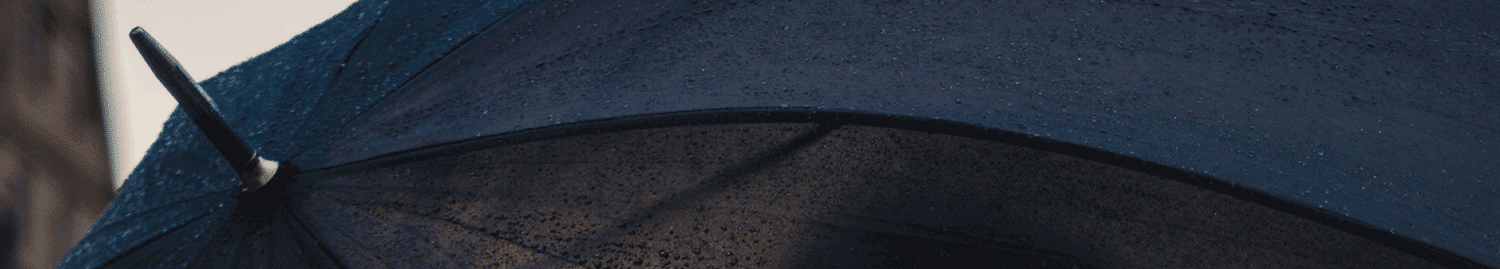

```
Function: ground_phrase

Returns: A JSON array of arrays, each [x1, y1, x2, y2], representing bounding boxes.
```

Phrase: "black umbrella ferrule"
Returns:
[[129, 27, 279, 191]]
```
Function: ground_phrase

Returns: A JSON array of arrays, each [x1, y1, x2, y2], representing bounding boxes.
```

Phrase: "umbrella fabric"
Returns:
[[63, 0, 1497, 268], [288, 120, 1440, 268], [309, 0, 1498, 267]]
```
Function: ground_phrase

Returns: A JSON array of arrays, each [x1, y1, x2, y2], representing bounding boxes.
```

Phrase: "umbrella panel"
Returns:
[[286, 122, 1439, 268], [185, 189, 342, 268], [98, 189, 342, 268]]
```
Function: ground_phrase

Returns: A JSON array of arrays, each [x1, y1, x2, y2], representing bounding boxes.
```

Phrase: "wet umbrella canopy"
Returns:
[[63, 0, 1496, 268]]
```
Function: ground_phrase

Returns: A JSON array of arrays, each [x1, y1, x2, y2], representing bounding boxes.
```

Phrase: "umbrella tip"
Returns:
[[130, 26, 284, 192]]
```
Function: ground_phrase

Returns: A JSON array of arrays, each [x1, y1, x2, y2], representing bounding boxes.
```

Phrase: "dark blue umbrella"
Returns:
[[63, 0, 1496, 268]]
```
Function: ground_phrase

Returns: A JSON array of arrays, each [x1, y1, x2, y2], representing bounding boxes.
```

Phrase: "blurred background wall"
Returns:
[[0, 0, 115, 268]]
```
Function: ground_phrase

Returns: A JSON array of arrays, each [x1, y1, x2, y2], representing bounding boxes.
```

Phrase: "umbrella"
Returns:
[[64, 0, 1496, 268]]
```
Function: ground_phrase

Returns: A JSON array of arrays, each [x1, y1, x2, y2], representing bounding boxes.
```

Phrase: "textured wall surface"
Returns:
[[0, 0, 112, 268]]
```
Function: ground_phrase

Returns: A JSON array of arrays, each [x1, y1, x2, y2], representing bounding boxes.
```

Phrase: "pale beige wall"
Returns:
[[0, 0, 114, 268]]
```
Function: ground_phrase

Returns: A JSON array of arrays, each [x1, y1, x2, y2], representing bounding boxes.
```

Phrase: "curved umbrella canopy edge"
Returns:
[[307, 0, 1498, 266], [307, 107, 1488, 269]]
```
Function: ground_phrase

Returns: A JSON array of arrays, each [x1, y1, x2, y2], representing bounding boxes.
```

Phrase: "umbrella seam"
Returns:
[[302, 1, 541, 164], [95, 191, 235, 268], [307, 183, 594, 268], [281, 2, 386, 163], [299, 193, 398, 269], [84, 190, 226, 234], [285, 200, 351, 269]]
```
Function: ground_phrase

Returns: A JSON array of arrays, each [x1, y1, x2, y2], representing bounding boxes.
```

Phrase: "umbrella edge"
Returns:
[[301, 106, 1492, 269]]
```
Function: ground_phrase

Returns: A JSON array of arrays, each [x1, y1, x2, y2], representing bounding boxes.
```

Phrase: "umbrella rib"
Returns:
[[298, 107, 837, 177], [97, 191, 236, 268], [312, 187, 593, 268], [326, 17, 380, 87], [77, 188, 236, 266], [284, 200, 351, 269], [492, 123, 841, 264], [297, 1, 539, 164], [299, 194, 398, 269], [304, 190, 518, 268], [280, 4, 382, 164], [370, 199, 595, 268], [96, 189, 229, 227]]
